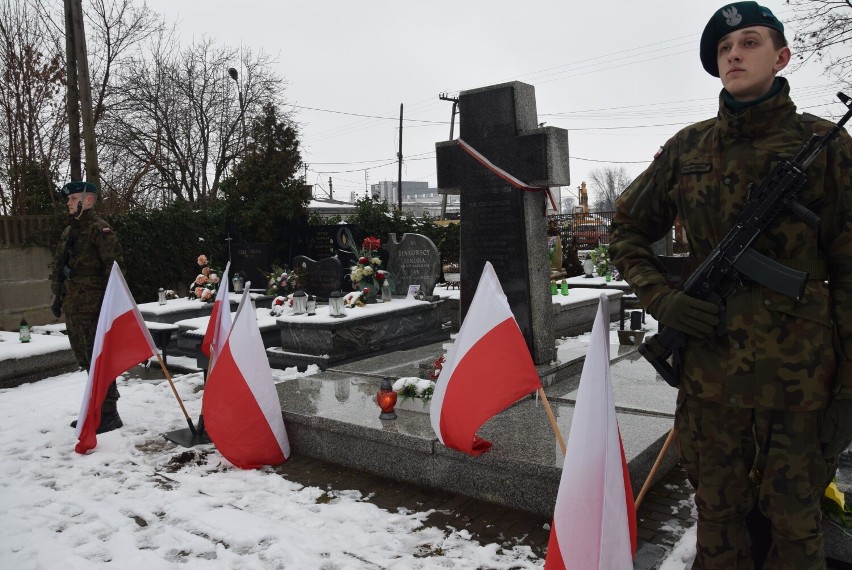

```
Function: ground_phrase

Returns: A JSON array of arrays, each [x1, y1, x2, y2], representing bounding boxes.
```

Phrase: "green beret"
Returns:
[[61, 181, 98, 197], [700, 2, 785, 77]]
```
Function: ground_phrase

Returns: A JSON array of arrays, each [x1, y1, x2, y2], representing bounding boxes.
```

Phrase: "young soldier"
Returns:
[[610, 3, 852, 568], [51, 181, 124, 433]]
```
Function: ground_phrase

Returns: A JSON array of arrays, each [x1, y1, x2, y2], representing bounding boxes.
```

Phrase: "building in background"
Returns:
[[370, 180, 460, 218]]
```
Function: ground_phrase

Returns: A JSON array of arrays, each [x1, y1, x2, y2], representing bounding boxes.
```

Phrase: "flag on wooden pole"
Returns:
[[202, 286, 290, 468], [200, 261, 231, 368], [429, 261, 541, 455], [75, 262, 158, 454], [545, 293, 636, 569]]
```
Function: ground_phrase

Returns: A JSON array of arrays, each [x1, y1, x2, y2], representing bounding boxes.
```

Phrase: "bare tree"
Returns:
[[588, 166, 631, 211], [106, 31, 285, 206], [0, 0, 288, 213], [0, 0, 66, 214], [786, 1, 852, 92]]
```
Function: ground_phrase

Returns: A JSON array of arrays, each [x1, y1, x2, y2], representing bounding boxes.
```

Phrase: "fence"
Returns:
[[0, 215, 58, 248], [548, 211, 615, 250], [548, 211, 688, 254]]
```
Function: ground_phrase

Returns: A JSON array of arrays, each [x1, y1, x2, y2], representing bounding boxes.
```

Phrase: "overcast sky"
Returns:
[[140, 0, 838, 205]]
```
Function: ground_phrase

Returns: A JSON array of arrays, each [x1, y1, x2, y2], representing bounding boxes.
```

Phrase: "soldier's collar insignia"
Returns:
[[722, 6, 742, 27]]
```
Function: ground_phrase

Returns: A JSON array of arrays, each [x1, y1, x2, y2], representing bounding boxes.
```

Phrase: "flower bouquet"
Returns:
[[589, 245, 610, 277], [348, 236, 393, 302], [188, 254, 221, 301], [266, 265, 297, 297], [392, 377, 436, 413]]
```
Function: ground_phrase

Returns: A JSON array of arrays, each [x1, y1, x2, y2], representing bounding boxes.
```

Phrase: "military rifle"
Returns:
[[640, 92, 852, 387], [51, 227, 76, 318]]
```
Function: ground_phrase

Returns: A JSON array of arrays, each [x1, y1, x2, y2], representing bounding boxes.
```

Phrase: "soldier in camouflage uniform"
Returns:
[[51, 181, 124, 433], [610, 3, 852, 569]]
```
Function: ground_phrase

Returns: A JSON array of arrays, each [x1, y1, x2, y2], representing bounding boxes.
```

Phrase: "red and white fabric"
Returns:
[[75, 261, 158, 454], [200, 261, 231, 368], [429, 261, 541, 455], [202, 286, 290, 469], [545, 293, 637, 569]]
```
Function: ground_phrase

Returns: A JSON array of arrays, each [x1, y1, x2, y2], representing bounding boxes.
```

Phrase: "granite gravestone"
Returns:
[[435, 81, 570, 364], [231, 243, 271, 289], [385, 233, 441, 296], [291, 255, 343, 300]]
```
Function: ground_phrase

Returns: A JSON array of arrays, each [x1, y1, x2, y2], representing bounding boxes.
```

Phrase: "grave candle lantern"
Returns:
[[583, 257, 595, 278], [158, 288, 167, 305], [292, 290, 307, 315], [376, 377, 398, 420], [328, 291, 346, 318]]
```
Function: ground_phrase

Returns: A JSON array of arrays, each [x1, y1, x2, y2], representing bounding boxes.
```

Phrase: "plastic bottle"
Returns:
[[382, 280, 392, 302], [19, 317, 30, 343]]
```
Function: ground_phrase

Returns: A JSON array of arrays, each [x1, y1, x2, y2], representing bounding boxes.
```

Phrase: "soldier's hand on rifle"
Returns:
[[648, 290, 720, 339], [820, 398, 852, 458], [51, 297, 62, 319]]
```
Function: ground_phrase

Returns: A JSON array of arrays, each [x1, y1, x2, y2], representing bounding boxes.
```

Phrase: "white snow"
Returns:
[[0, 317, 697, 568]]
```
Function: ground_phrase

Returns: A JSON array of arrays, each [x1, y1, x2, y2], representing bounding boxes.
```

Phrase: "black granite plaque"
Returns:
[[292, 255, 343, 300], [386, 233, 441, 296], [461, 185, 532, 337], [231, 243, 271, 289], [435, 81, 570, 364]]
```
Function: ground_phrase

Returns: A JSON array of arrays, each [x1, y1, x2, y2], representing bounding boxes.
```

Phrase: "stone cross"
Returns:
[[435, 81, 570, 364]]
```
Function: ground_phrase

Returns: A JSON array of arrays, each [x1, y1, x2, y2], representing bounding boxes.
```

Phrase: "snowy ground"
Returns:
[[0, 321, 697, 569]]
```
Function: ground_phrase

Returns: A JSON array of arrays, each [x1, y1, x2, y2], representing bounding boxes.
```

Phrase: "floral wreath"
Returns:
[[189, 254, 221, 301]]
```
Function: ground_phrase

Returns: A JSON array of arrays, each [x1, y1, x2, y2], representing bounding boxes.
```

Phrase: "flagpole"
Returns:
[[155, 354, 197, 434], [634, 426, 677, 509], [537, 388, 566, 456]]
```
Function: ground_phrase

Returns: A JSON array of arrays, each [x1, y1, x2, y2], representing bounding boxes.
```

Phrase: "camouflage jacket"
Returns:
[[51, 209, 123, 314], [610, 79, 852, 410]]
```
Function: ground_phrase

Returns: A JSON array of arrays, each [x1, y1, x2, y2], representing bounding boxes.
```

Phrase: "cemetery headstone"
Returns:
[[291, 255, 343, 300], [385, 233, 441, 296], [231, 243, 271, 290], [435, 81, 570, 364]]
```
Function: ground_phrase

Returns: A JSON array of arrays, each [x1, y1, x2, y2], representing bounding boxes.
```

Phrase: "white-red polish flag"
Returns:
[[200, 261, 231, 368], [545, 293, 636, 569], [429, 261, 541, 456], [202, 285, 290, 469], [75, 262, 158, 454]]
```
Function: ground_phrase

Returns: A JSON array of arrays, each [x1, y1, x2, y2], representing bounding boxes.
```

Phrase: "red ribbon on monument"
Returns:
[[456, 138, 558, 214]]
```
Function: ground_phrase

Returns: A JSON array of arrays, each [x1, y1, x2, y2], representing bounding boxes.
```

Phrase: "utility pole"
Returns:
[[64, 0, 81, 181], [438, 93, 459, 220], [397, 103, 403, 212], [328, 177, 333, 200], [65, 0, 100, 188]]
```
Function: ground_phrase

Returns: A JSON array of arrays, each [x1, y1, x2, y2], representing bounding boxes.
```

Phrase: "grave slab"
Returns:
[[0, 330, 77, 388], [276, 340, 677, 518], [267, 299, 449, 370]]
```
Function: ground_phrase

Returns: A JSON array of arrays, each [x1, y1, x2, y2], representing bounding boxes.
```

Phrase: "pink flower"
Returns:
[[209, 274, 220, 284], [201, 288, 213, 301], [194, 287, 205, 298], [195, 274, 209, 285], [202, 267, 211, 276], [197, 254, 208, 266]]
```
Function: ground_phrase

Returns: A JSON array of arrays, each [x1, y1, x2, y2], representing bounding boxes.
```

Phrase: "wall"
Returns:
[[0, 245, 56, 331]]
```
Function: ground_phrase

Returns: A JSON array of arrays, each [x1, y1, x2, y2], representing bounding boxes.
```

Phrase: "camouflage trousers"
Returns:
[[65, 311, 120, 407], [675, 392, 836, 570]]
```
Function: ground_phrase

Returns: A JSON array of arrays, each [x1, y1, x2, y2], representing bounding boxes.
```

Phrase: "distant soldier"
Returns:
[[51, 181, 124, 433], [610, 2, 852, 569]]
